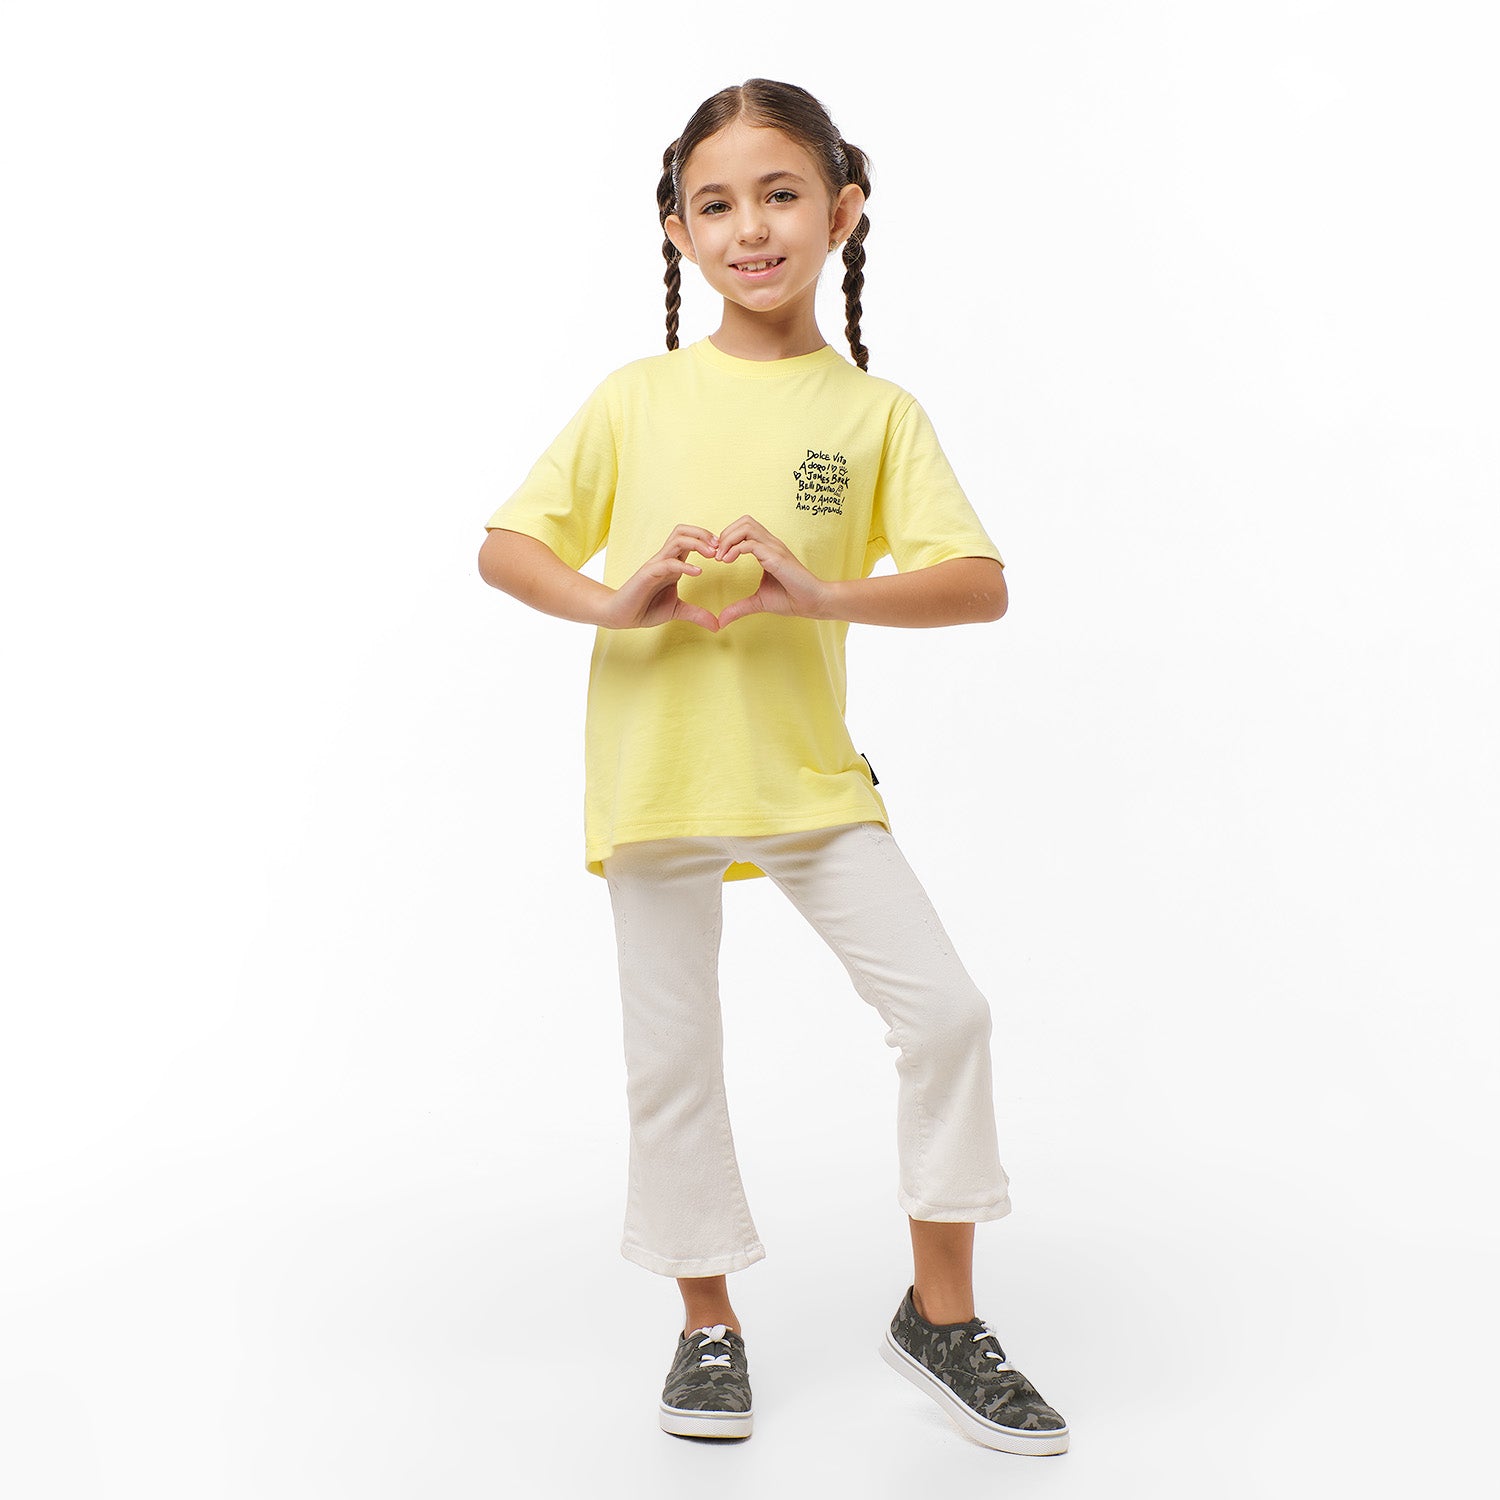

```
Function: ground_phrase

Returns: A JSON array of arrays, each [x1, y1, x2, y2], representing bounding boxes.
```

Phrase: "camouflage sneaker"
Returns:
[[880, 1284, 1068, 1455], [658, 1323, 753, 1439]]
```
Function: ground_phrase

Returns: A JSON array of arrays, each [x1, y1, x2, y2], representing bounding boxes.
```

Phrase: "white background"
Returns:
[[3, 2, 1496, 1496]]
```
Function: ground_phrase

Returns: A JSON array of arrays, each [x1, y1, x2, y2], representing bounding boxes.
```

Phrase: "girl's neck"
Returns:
[[709, 302, 829, 363]]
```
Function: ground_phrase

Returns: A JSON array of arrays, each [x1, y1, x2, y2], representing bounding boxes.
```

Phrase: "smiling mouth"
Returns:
[[731, 257, 785, 272]]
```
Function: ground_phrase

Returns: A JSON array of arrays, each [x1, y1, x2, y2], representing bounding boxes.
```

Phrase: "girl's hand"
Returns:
[[599, 525, 722, 631], [714, 515, 832, 627]]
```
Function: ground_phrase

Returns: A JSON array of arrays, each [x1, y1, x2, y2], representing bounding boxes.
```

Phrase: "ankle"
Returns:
[[913, 1285, 974, 1326], [683, 1318, 741, 1337]]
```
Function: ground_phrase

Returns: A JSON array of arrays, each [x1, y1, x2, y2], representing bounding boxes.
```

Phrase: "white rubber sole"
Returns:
[[880, 1329, 1069, 1455], [658, 1400, 753, 1439]]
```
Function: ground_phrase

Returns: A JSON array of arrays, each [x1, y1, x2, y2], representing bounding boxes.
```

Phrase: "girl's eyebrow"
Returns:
[[690, 171, 806, 202]]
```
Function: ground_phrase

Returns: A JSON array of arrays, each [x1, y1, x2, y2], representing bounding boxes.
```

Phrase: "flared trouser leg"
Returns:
[[602, 820, 1011, 1279], [604, 836, 767, 1278], [729, 820, 1012, 1225]]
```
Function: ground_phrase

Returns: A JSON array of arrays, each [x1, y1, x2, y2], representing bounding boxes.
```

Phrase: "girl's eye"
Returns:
[[701, 190, 798, 215]]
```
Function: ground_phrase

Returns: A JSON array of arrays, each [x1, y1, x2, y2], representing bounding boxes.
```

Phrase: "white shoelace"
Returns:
[[691, 1323, 734, 1368], [970, 1320, 1013, 1369]]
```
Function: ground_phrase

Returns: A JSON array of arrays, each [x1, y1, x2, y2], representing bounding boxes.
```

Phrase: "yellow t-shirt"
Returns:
[[486, 335, 1005, 881]]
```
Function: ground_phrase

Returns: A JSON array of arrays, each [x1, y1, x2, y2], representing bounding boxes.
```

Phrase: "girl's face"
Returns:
[[665, 120, 865, 322]]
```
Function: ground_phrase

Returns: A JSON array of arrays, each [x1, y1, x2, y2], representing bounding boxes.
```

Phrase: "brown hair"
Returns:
[[657, 78, 873, 371]]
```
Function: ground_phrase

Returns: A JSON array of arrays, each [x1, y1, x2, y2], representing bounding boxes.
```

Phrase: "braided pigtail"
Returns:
[[658, 140, 683, 352], [836, 138, 872, 371]]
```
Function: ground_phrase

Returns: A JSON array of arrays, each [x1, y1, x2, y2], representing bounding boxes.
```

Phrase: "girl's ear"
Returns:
[[664, 214, 697, 266], [832, 184, 866, 244]]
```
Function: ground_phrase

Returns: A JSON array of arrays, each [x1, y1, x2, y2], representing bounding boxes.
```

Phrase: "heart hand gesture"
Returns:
[[601, 518, 831, 632]]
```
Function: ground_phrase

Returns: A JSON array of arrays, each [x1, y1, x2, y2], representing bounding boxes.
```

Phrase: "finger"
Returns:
[[663, 526, 719, 559], [711, 525, 756, 555], [717, 519, 786, 564], [674, 602, 720, 631], [716, 595, 759, 628], [718, 535, 769, 567]]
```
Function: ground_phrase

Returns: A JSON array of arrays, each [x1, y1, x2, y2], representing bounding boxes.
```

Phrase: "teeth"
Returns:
[[736, 259, 780, 271]]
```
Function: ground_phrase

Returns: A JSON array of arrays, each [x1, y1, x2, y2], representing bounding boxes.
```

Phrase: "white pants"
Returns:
[[602, 819, 1012, 1278]]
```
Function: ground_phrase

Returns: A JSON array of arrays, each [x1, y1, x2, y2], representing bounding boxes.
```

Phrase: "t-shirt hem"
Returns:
[[584, 804, 892, 880]]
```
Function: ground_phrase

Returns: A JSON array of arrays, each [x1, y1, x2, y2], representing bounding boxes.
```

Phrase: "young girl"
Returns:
[[477, 78, 1068, 1457]]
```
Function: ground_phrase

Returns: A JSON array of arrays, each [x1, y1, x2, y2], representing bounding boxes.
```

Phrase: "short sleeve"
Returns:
[[484, 377, 617, 569], [868, 397, 1004, 573]]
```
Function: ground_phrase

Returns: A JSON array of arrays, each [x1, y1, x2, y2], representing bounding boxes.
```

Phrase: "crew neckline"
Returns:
[[689, 336, 845, 379]]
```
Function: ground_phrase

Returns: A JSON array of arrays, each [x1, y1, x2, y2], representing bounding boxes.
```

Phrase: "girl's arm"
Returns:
[[712, 517, 1006, 631], [814, 556, 1007, 628], [479, 524, 723, 632], [478, 528, 613, 626]]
